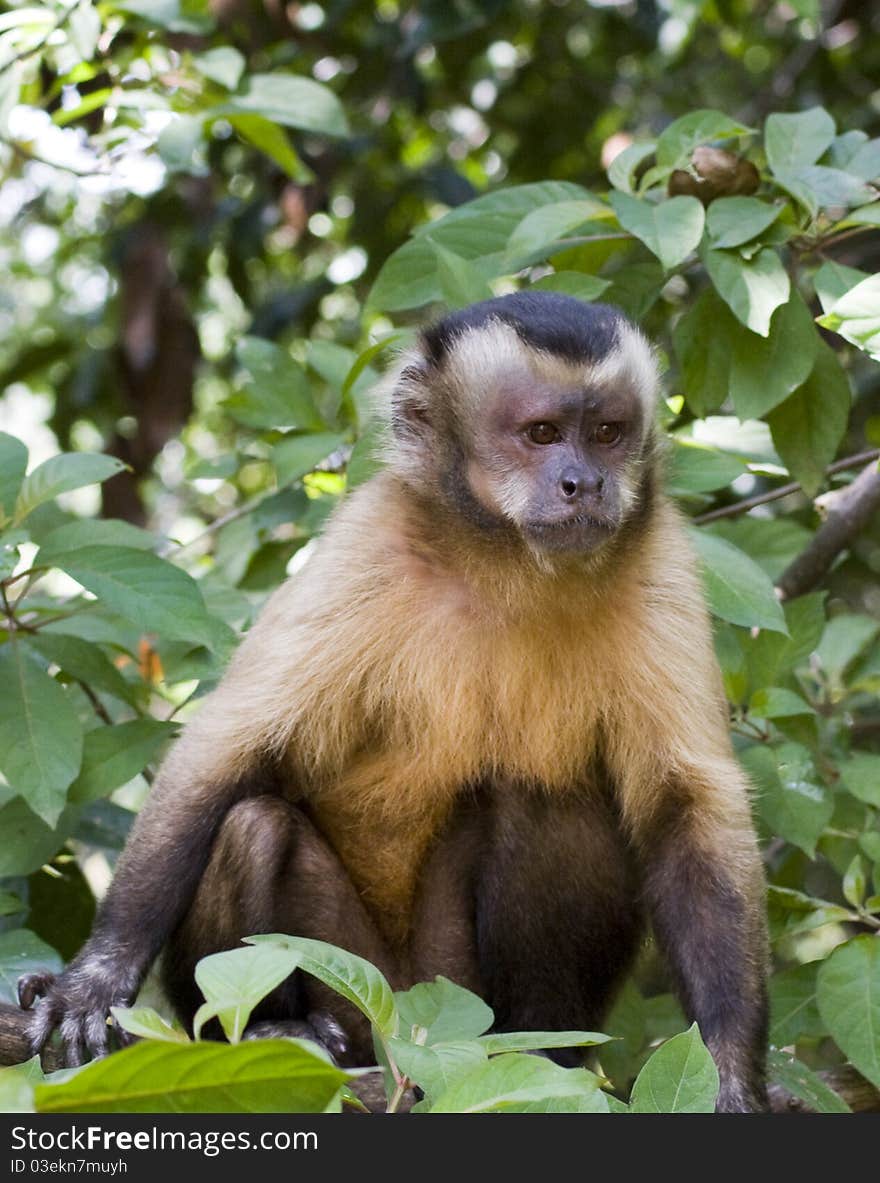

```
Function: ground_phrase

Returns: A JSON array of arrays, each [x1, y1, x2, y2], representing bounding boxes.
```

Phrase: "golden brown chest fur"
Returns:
[[300, 534, 641, 943], [200, 477, 716, 947]]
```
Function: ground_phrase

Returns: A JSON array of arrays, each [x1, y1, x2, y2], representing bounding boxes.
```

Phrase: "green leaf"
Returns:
[[505, 198, 610, 267], [0, 1059, 38, 1113], [0, 797, 77, 877], [667, 441, 747, 494], [629, 1024, 719, 1113], [24, 632, 138, 707], [68, 720, 178, 804], [248, 936, 397, 1037], [607, 142, 655, 193], [769, 962, 824, 1046], [704, 246, 790, 337], [839, 752, 880, 808], [428, 1052, 607, 1113], [111, 0, 214, 34], [816, 274, 880, 362], [816, 936, 880, 1088], [840, 202, 880, 228], [110, 1006, 189, 1044], [767, 1050, 850, 1113], [229, 337, 323, 430], [273, 432, 347, 487], [609, 192, 704, 271], [46, 546, 218, 649], [765, 107, 836, 174], [813, 260, 868, 312], [816, 614, 879, 679], [529, 271, 611, 301], [845, 138, 880, 181], [68, 2, 101, 61], [657, 110, 754, 170], [729, 292, 818, 419], [767, 344, 850, 495], [0, 645, 83, 826], [689, 529, 787, 634], [746, 592, 826, 687], [0, 432, 28, 524], [774, 167, 874, 218], [0, 929, 62, 1006], [842, 854, 867, 909], [14, 453, 127, 524], [748, 687, 814, 719], [478, 1030, 611, 1054], [709, 518, 811, 583], [194, 46, 245, 90], [37, 518, 155, 559], [156, 114, 205, 173], [193, 945, 302, 1043], [741, 742, 832, 857], [706, 197, 782, 249], [35, 1039, 348, 1113], [227, 115, 311, 181], [368, 182, 589, 311], [395, 976, 493, 1044], [388, 1038, 487, 1104], [432, 241, 495, 308], [671, 288, 733, 417], [220, 73, 348, 137]]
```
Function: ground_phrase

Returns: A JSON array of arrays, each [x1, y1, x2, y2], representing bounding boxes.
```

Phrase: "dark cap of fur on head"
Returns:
[[419, 291, 626, 368]]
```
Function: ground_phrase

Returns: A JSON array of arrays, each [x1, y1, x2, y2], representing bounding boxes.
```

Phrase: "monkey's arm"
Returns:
[[611, 517, 769, 1113], [626, 762, 768, 1112], [17, 562, 346, 1065], [18, 713, 274, 1065]]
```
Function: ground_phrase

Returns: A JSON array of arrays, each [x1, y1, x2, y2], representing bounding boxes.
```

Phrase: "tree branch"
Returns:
[[776, 458, 880, 600], [693, 449, 880, 525]]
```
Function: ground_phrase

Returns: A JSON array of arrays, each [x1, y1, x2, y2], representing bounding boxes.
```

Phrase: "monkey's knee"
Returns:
[[161, 796, 300, 1019]]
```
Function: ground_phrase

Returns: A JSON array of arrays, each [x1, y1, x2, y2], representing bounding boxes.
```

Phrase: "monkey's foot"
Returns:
[[243, 1011, 351, 1064]]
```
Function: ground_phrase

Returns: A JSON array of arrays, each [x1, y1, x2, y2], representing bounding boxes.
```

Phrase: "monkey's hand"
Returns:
[[18, 956, 141, 1067]]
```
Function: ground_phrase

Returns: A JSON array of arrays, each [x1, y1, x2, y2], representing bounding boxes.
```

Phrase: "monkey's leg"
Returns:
[[161, 796, 395, 1065], [474, 782, 642, 1064], [632, 778, 768, 1113], [409, 792, 487, 993]]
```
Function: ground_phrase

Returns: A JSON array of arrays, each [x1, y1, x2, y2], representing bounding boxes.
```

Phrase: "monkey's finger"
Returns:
[[60, 1016, 87, 1068], [84, 1012, 110, 1060], [109, 1015, 135, 1048], [307, 1011, 350, 1062], [26, 1001, 60, 1056], [17, 972, 56, 1010]]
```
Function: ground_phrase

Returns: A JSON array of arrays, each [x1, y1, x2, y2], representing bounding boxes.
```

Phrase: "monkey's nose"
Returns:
[[559, 471, 604, 500]]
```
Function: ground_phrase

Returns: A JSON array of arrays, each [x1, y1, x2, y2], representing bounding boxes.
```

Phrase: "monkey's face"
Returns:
[[465, 378, 643, 553], [451, 324, 656, 556], [388, 298, 659, 557]]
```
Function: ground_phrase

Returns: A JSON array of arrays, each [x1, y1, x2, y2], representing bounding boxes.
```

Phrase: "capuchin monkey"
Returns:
[[18, 292, 769, 1112]]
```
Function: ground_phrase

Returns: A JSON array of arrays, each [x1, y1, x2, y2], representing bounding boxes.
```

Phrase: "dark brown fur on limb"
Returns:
[[776, 459, 880, 601]]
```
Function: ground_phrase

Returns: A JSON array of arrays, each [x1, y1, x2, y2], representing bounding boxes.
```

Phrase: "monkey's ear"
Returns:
[[391, 363, 432, 436]]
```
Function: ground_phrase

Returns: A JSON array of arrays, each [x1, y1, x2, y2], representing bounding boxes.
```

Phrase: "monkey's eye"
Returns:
[[595, 423, 622, 446], [526, 422, 560, 445]]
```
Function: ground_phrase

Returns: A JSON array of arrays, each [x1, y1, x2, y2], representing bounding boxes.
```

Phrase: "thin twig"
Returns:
[[693, 449, 880, 525], [160, 491, 273, 558], [76, 679, 114, 726]]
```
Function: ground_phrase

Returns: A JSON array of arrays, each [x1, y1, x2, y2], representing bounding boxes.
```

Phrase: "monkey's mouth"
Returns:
[[522, 514, 616, 552]]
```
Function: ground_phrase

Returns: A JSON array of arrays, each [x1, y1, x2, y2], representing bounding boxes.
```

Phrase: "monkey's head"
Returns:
[[387, 291, 661, 557]]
